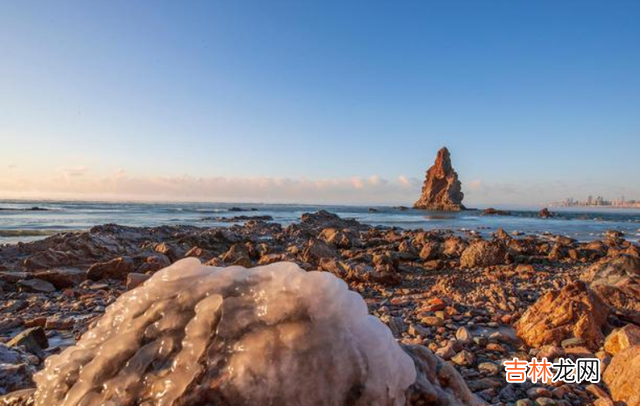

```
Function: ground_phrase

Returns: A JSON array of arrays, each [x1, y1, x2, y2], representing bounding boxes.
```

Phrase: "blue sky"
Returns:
[[1, 0, 639, 206]]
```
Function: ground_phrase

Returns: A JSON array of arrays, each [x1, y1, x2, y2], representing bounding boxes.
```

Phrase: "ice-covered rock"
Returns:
[[33, 258, 416, 406]]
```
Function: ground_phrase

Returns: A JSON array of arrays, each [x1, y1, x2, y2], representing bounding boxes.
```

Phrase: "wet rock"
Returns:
[[460, 240, 507, 268], [539, 208, 552, 218], [16, 279, 55, 293], [32, 267, 86, 289], [514, 281, 609, 350], [603, 345, 640, 406], [482, 208, 511, 216], [413, 147, 465, 211], [0, 344, 35, 395], [604, 324, 640, 356], [87, 256, 134, 280], [7, 327, 48, 355]]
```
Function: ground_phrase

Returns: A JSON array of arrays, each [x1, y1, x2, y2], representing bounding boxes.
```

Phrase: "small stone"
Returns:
[[486, 343, 506, 352], [435, 344, 456, 360], [421, 316, 444, 327], [534, 397, 556, 406], [551, 385, 571, 399], [17, 278, 56, 293], [451, 349, 475, 366], [478, 361, 500, 375], [516, 399, 535, 406], [45, 316, 74, 330], [422, 297, 446, 312], [408, 324, 431, 338], [456, 326, 473, 344], [527, 387, 553, 400], [561, 337, 586, 348]]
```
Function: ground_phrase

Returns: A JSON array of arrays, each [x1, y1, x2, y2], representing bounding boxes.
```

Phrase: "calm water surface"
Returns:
[[1, 200, 639, 244]]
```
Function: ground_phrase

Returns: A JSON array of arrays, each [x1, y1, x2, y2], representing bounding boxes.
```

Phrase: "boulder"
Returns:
[[0, 344, 35, 395], [87, 256, 134, 280], [604, 324, 640, 355], [539, 208, 552, 218], [413, 147, 465, 211], [581, 255, 640, 322], [33, 267, 86, 289], [460, 240, 507, 268], [318, 227, 356, 249], [16, 279, 55, 293], [603, 345, 640, 406], [301, 238, 339, 264], [482, 208, 511, 216], [514, 281, 609, 350]]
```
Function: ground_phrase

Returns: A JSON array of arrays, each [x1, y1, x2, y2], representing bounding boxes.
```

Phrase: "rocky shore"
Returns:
[[1, 211, 639, 405]]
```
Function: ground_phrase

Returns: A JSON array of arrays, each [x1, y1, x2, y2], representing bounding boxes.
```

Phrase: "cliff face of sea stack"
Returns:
[[413, 147, 465, 211]]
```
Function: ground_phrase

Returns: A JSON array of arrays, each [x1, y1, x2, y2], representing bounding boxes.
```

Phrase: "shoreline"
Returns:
[[1, 210, 639, 404]]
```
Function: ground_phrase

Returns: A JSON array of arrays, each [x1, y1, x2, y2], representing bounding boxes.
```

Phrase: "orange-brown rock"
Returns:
[[514, 281, 609, 350], [414, 147, 465, 211], [460, 240, 507, 268], [603, 345, 640, 406], [604, 324, 640, 355]]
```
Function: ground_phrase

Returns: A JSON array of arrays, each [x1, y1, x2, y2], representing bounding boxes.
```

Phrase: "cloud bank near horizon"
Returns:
[[1, 168, 635, 207], [0, 169, 424, 205]]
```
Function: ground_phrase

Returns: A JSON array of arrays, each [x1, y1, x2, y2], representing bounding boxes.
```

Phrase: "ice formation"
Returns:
[[33, 258, 416, 406]]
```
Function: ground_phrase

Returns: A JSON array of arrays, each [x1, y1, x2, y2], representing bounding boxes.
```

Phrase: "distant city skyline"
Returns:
[[551, 195, 640, 208], [1, 1, 639, 206]]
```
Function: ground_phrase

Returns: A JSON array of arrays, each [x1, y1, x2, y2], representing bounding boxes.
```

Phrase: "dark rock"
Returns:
[[33, 267, 86, 289], [7, 327, 48, 354], [482, 208, 511, 216], [16, 279, 55, 293], [87, 257, 134, 280], [539, 208, 553, 218]]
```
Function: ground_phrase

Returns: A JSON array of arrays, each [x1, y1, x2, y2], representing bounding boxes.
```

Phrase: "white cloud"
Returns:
[[0, 171, 422, 205]]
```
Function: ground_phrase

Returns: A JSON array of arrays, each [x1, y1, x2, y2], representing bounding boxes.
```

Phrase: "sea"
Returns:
[[1, 200, 639, 245]]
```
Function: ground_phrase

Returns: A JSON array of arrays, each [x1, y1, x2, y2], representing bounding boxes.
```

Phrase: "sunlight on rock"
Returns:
[[33, 258, 416, 406]]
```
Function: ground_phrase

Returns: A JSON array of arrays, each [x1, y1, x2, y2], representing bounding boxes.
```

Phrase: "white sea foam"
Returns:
[[33, 258, 416, 406]]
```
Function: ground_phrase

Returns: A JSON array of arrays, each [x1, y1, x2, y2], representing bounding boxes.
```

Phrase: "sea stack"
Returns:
[[413, 147, 465, 211]]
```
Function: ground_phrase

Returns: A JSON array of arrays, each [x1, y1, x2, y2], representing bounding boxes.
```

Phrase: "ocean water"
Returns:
[[0, 200, 639, 245]]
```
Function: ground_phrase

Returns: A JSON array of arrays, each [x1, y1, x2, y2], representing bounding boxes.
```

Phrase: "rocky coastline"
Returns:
[[1, 210, 639, 405]]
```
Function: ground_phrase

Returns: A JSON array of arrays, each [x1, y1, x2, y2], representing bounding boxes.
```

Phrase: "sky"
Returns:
[[1, 0, 639, 207]]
